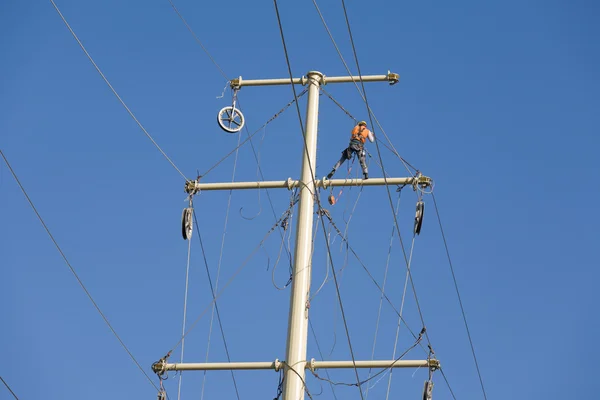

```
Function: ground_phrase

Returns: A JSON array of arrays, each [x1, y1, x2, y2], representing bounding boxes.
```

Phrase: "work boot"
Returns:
[[363, 172, 369, 180], [327, 170, 335, 180]]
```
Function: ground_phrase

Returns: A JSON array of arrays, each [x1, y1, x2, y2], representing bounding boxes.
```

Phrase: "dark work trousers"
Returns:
[[331, 140, 368, 176]]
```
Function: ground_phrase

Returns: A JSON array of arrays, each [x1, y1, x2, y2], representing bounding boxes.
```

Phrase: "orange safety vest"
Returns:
[[350, 125, 370, 144]]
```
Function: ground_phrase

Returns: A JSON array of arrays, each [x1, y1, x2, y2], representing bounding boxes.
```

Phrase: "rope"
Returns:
[[432, 193, 488, 399], [201, 130, 243, 400], [166, 199, 299, 353], [167, 0, 229, 81], [0, 376, 19, 400], [177, 233, 193, 400], [274, 2, 367, 396], [310, 332, 423, 388], [0, 150, 159, 391], [201, 89, 307, 178], [364, 194, 401, 400], [385, 236, 417, 400], [49, 0, 187, 181], [339, 0, 434, 351], [311, 0, 417, 176], [322, 212, 426, 346], [193, 210, 241, 400], [439, 367, 459, 400], [309, 321, 340, 400]]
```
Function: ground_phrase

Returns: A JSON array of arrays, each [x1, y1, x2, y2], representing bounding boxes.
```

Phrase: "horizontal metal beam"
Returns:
[[190, 176, 423, 192], [161, 359, 438, 372], [230, 71, 399, 88]]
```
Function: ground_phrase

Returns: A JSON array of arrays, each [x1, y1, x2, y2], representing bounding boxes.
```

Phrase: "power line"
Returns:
[[200, 130, 243, 400], [193, 210, 242, 400], [0, 376, 19, 400], [272, 2, 365, 398], [49, 0, 187, 181], [177, 232, 192, 400], [339, 0, 433, 349], [0, 150, 159, 391], [201, 90, 307, 178], [439, 367, 459, 400], [167, 0, 229, 80], [432, 193, 487, 400], [311, 0, 417, 176], [167, 200, 298, 353]]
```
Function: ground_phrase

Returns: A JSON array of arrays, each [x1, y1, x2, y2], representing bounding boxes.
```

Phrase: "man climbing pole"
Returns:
[[326, 121, 374, 180]]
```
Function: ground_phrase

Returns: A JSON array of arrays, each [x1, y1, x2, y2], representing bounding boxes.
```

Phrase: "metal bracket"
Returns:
[[412, 174, 432, 191], [387, 70, 400, 85], [309, 358, 316, 372], [286, 177, 294, 190], [428, 359, 440, 370], [184, 179, 200, 196], [151, 358, 167, 376], [230, 77, 242, 90], [321, 177, 329, 189], [274, 359, 282, 372]]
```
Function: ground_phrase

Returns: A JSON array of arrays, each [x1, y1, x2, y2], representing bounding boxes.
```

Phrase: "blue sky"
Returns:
[[1, 1, 599, 399]]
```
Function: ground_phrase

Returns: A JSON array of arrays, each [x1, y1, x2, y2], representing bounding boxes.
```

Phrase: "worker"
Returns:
[[326, 121, 374, 180]]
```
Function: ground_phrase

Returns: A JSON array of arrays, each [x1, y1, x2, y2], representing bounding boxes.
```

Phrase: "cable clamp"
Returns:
[[387, 70, 400, 85]]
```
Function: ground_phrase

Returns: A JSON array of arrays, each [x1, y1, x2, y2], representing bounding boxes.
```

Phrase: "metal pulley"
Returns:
[[414, 200, 424, 235], [422, 380, 433, 400], [217, 88, 245, 133], [328, 194, 336, 205], [182, 207, 193, 240], [217, 106, 245, 133]]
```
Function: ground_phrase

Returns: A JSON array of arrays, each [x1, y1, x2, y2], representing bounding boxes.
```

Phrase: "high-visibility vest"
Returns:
[[350, 125, 370, 144]]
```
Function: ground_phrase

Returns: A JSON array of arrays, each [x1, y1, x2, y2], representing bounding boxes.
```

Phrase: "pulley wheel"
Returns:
[[217, 106, 245, 133], [182, 207, 193, 240]]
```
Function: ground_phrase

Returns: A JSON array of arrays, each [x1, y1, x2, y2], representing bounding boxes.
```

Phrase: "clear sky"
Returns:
[[1, 1, 599, 399]]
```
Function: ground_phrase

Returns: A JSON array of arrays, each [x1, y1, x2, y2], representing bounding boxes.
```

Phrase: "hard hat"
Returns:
[[358, 120, 367, 126]]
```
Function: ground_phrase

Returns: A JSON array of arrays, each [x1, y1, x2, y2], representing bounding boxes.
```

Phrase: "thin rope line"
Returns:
[[201, 90, 307, 178], [238, 98, 294, 271], [167, 201, 297, 353], [309, 321, 340, 400], [439, 367, 459, 400], [193, 210, 241, 400], [49, 0, 187, 181], [364, 194, 401, 400], [385, 235, 416, 400], [0, 376, 19, 400], [340, 0, 432, 348], [167, 0, 229, 80], [0, 150, 159, 391], [311, 0, 417, 176], [201, 130, 243, 400], [432, 193, 487, 399], [177, 234, 193, 400], [273, 2, 365, 397]]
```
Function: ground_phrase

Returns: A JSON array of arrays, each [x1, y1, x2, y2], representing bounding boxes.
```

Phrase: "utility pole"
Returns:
[[152, 71, 436, 400]]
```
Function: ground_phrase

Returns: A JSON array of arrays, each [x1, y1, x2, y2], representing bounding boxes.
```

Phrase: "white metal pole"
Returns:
[[282, 71, 322, 400], [190, 177, 420, 191], [159, 359, 438, 371]]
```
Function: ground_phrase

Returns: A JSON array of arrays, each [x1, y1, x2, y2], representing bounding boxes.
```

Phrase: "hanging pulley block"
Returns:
[[414, 200, 424, 235], [328, 194, 336, 206], [181, 207, 193, 240], [217, 106, 245, 133], [422, 380, 433, 400]]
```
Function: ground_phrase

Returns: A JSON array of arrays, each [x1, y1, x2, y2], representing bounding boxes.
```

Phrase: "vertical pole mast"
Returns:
[[282, 71, 322, 400]]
